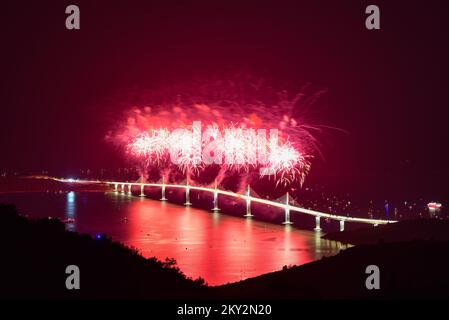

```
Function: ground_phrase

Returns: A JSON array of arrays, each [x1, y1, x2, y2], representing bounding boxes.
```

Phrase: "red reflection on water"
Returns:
[[122, 198, 337, 285]]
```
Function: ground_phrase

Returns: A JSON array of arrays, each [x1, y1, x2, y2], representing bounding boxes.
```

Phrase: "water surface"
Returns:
[[0, 191, 346, 285]]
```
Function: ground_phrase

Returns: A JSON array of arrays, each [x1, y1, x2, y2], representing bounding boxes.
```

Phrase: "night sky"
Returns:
[[1, 0, 448, 200]]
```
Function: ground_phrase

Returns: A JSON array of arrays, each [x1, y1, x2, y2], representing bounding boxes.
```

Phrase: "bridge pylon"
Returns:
[[160, 177, 167, 201], [339, 220, 345, 232], [282, 193, 293, 225], [184, 181, 192, 206], [244, 185, 254, 217], [314, 216, 322, 231], [212, 182, 220, 212]]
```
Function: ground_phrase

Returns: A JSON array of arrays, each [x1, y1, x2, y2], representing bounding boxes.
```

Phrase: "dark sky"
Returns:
[[1, 0, 448, 199]]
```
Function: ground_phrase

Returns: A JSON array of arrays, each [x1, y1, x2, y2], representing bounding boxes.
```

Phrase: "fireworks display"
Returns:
[[106, 76, 328, 191]]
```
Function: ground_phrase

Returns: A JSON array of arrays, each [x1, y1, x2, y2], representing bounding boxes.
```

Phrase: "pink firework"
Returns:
[[168, 125, 203, 175], [265, 141, 310, 187], [128, 129, 169, 164]]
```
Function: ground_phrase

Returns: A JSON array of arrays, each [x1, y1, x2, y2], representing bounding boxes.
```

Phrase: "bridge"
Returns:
[[54, 177, 395, 231]]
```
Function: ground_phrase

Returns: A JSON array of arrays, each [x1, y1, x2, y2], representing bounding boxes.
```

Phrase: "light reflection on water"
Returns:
[[65, 191, 76, 231], [0, 191, 347, 285]]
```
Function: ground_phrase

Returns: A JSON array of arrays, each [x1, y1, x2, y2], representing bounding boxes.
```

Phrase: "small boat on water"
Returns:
[[61, 218, 76, 223], [427, 202, 442, 210]]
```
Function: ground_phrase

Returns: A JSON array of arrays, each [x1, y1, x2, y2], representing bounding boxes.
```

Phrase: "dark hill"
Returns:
[[0, 203, 206, 299], [323, 219, 449, 245], [212, 239, 449, 299]]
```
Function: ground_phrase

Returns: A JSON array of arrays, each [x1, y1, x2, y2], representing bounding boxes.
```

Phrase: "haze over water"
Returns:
[[0, 190, 345, 285]]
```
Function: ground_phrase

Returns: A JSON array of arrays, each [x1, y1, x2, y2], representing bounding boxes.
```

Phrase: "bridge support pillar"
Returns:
[[121, 183, 125, 194], [128, 184, 132, 195], [314, 216, 322, 231], [282, 193, 293, 225], [160, 185, 167, 201], [212, 191, 220, 212], [184, 185, 192, 206], [114, 183, 118, 192], [339, 220, 345, 232], [139, 184, 145, 197], [160, 177, 167, 201], [244, 185, 253, 217], [244, 197, 253, 217]]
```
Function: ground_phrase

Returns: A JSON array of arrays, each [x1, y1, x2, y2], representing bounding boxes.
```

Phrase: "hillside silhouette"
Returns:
[[0, 203, 206, 299]]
